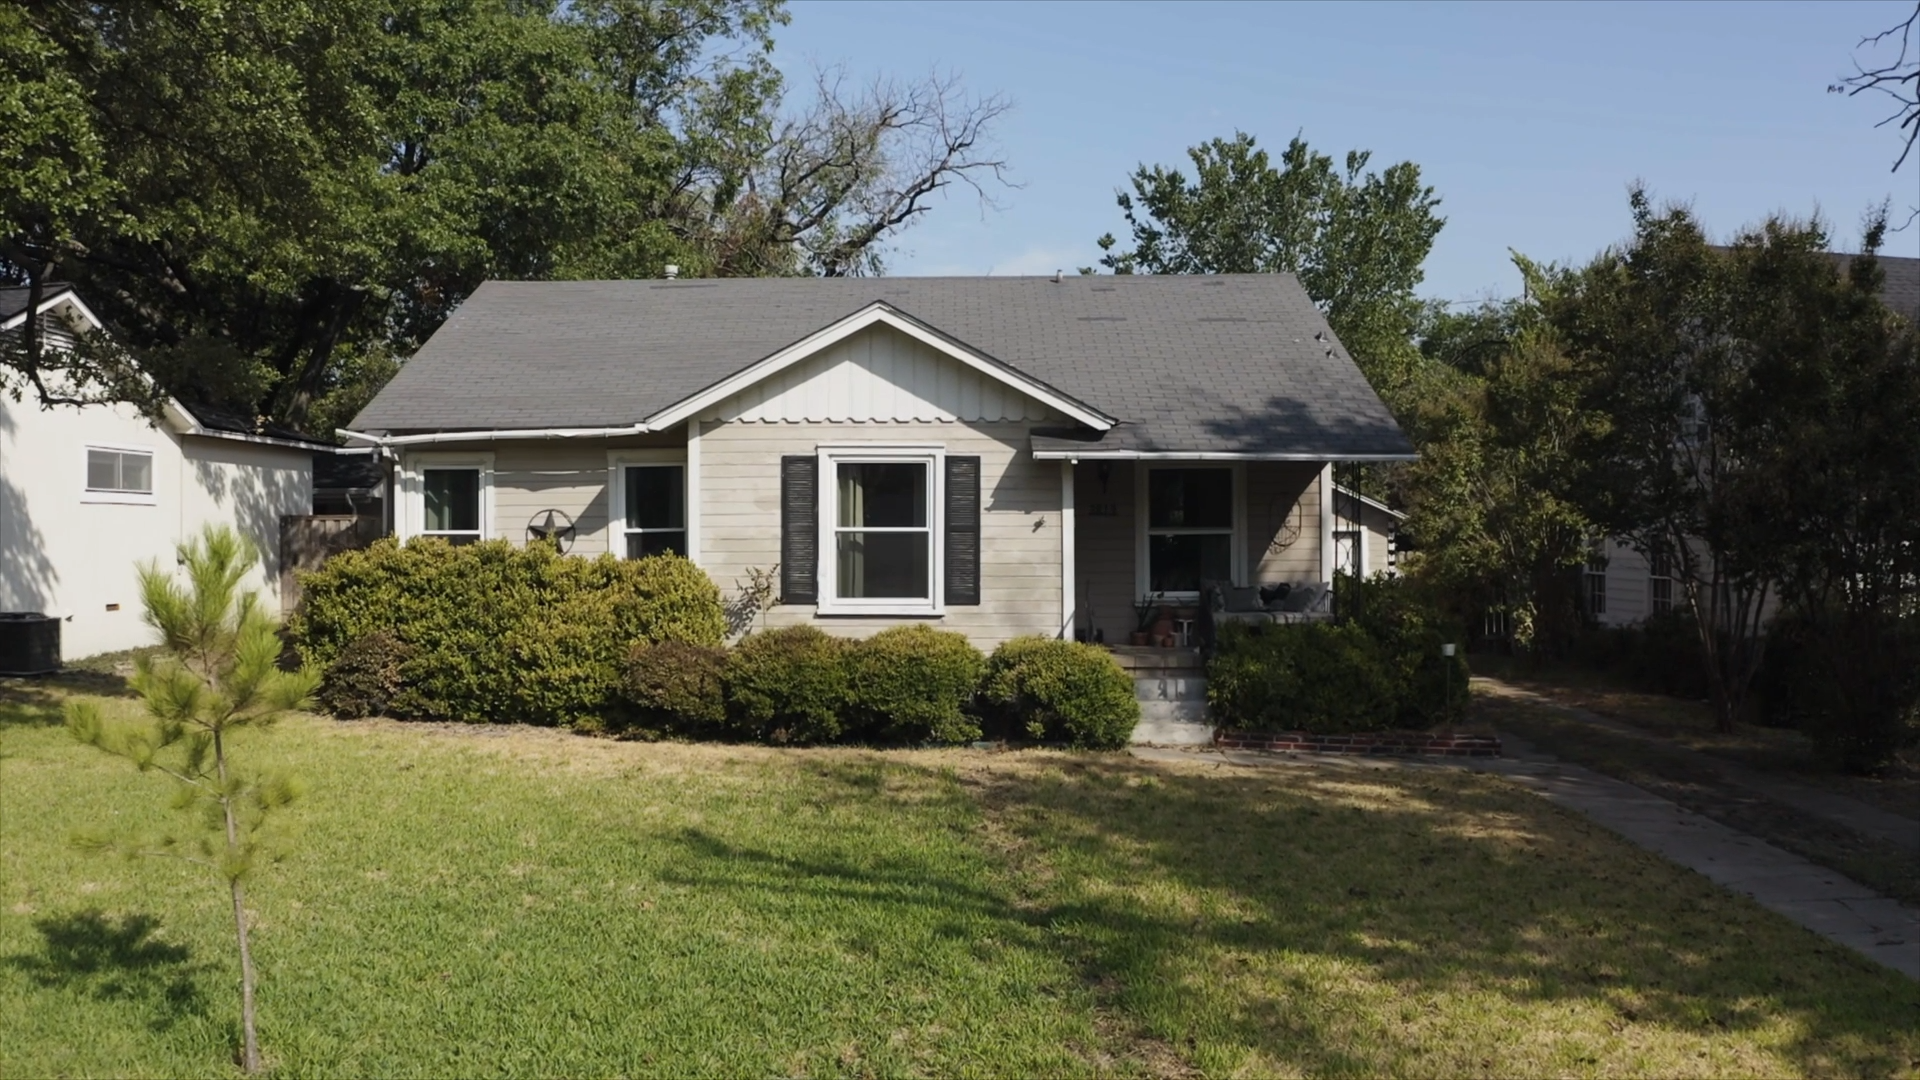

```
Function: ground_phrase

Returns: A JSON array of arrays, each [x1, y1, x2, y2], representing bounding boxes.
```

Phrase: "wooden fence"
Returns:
[[279, 514, 383, 612]]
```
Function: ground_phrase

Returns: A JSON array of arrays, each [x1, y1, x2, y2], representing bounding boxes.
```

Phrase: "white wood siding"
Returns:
[[699, 324, 1059, 425], [701, 420, 1061, 647]]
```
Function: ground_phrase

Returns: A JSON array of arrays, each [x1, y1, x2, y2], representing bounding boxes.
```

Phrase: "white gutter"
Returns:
[[339, 424, 651, 447]]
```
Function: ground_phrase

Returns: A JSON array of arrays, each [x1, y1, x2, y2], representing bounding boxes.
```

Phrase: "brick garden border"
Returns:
[[1215, 730, 1502, 758]]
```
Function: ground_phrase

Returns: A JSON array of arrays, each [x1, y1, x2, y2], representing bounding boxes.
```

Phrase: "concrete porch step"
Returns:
[[1133, 699, 1214, 746], [1135, 674, 1207, 702], [1107, 645, 1205, 673]]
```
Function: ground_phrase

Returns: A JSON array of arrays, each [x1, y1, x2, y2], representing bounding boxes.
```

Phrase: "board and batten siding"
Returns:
[[697, 323, 1057, 424], [1075, 460, 1325, 643], [700, 419, 1062, 646]]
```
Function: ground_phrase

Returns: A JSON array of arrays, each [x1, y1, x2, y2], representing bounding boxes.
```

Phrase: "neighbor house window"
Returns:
[[1585, 539, 1608, 616], [619, 464, 686, 558], [421, 468, 483, 545], [1649, 552, 1674, 615], [817, 448, 941, 614], [84, 447, 153, 499], [1146, 467, 1234, 594]]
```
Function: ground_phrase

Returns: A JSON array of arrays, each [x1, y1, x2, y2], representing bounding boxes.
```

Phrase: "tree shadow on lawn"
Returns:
[[690, 755, 1919, 1077], [3, 909, 212, 1033]]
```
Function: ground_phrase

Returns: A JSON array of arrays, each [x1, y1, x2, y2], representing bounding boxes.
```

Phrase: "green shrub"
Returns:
[[982, 637, 1137, 749], [1340, 572, 1472, 726], [316, 631, 416, 719], [1568, 609, 1709, 700], [1754, 607, 1920, 773], [724, 626, 851, 743], [290, 538, 725, 726], [623, 641, 729, 735], [845, 625, 986, 745], [1207, 621, 1401, 734]]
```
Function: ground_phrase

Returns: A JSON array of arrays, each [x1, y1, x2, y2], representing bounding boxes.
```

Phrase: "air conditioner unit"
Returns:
[[0, 613, 62, 676]]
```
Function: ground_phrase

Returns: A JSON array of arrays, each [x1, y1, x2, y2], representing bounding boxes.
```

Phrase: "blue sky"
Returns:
[[773, 0, 1919, 303]]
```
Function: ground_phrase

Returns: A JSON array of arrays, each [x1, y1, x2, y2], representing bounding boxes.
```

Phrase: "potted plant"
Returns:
[[1129, 593, 1163, 646]]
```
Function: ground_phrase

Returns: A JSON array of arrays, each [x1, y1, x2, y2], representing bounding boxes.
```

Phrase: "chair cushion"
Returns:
[[1225, 586, 1260, 612], [1278, 584, 1320, 613]]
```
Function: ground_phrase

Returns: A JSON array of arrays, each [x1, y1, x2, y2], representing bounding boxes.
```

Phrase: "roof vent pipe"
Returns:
[[664, 264, 679, 280], [1052, 269, 1062, 283]]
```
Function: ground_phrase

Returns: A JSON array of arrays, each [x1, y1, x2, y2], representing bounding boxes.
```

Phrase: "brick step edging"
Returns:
[[1216, 729, 1503, 758]]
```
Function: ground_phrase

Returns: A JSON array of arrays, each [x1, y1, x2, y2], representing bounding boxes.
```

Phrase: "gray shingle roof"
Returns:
[[352, 274, 1414, 458], [0, 283, 74, 322]]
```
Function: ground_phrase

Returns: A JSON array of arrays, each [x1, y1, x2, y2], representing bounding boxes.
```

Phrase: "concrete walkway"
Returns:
[[1478, 679, 1920, 852], [1131, 742, 1920, 980]]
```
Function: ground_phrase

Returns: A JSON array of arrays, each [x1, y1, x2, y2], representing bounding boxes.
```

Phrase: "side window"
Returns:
[[619, 465, 686, 558], [421, 468, 483, 545], [84, 446, 155, 502]]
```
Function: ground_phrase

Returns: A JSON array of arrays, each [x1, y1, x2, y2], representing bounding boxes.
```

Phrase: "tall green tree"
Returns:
[[66, 526, 321, 1074], [3, 0, 1009, 432], [1402, 260, 1601, 653], [1549, 190, 1911, 733], [1093, 131, 1443, 402]]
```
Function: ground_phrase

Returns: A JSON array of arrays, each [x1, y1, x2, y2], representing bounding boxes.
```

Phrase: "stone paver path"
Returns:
[[1131, 742, 1920, 980]]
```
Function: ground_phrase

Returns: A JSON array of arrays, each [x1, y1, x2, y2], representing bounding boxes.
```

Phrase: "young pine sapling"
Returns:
[[66, 525, 321, 1074]]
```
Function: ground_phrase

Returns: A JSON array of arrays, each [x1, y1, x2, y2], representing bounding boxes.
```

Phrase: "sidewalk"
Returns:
[[1130, 741, 1920, 980], [1477, 679, 1920, 852]]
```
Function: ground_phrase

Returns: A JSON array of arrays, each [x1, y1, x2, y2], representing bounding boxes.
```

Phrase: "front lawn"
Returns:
[[3, 681, 1916, 1078]]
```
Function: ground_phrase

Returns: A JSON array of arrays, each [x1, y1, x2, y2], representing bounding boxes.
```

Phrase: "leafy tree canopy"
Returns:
[[1093, 131, 1443, 402], [2, 0, 1008, 434]]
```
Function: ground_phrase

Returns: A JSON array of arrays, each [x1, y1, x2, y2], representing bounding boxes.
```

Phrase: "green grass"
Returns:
[[3, 680, 1918, 1078]]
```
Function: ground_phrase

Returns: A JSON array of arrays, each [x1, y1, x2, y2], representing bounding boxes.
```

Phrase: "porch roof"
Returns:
[[1028, 421, 1416, 462]]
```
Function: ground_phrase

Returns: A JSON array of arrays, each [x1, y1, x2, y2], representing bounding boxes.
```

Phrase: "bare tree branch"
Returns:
[[1831, 2, 1920, 174]]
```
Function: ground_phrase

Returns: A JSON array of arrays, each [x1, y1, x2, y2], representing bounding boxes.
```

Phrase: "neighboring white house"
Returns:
[[0, 285, 324, 660], [1332, 485, 1404, 581]]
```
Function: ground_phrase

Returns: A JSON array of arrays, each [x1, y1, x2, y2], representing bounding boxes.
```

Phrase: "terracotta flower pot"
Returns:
[[1156, 633, 1177, 648], [1128, 631, 1150, 646]]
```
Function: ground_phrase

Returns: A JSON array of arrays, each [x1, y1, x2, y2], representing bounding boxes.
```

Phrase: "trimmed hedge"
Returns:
[[623, 640, 729, 735], [1752, 607, 1920, 773], [982, 637, 1138, 749], [291, 538, 725, 727], [1209, 574, 1470, 734], [845, 625, 986, 745], [315, 630, 414, 719], [723, 626, 851, 743]]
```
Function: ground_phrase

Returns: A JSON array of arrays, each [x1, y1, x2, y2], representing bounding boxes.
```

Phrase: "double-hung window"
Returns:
[[83, 446, 154, 503], [403, 454, 492, 545], [611, 460, 687, 558], [422, 468, 483, 545], [817, 448, 941, 614], [1584, 539, 1609, 616], [1649, 552, 1674, 615], [1145, 467, 1235, 595]]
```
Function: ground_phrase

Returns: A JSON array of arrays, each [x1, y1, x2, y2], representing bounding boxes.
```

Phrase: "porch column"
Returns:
[[1060, 459, 1076, 639], [1318, 462, 1334, 584], [686, 419, 702, 566]]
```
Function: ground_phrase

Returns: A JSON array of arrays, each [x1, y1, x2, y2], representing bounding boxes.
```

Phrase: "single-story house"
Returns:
[[0, 284, 328, 660], [344, 274, 1416, 648]]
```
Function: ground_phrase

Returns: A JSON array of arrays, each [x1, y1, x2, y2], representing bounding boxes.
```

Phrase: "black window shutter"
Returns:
[[945, 456, 982, 606], [780, 456, 817, 604]]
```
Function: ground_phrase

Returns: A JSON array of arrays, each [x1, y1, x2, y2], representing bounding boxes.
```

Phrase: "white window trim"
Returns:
[[607, 449, 690, 560], [1134, 463, 1246, 601], [81, 442, 157, 505], [816, 444, 945, 616], [397, 452, 494, 544]]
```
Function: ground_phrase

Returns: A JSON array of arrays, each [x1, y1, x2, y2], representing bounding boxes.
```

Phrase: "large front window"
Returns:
[[836, 461, 931, 600], [422, 468, 482, 545], [1146, 467, 1233, 593], [621, 465, 686, 558], [816, 448, 942, 614]]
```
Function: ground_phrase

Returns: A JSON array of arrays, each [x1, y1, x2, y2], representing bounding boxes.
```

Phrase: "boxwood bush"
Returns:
[[982, 637, 1138, 749], [315, 630, 415, 719], [291, 537, 725, 727], [623, 640, 729, 736], [845, 625, 986, 745], [723, 626, 851, 743], [1208, 575, 1471, 734]]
